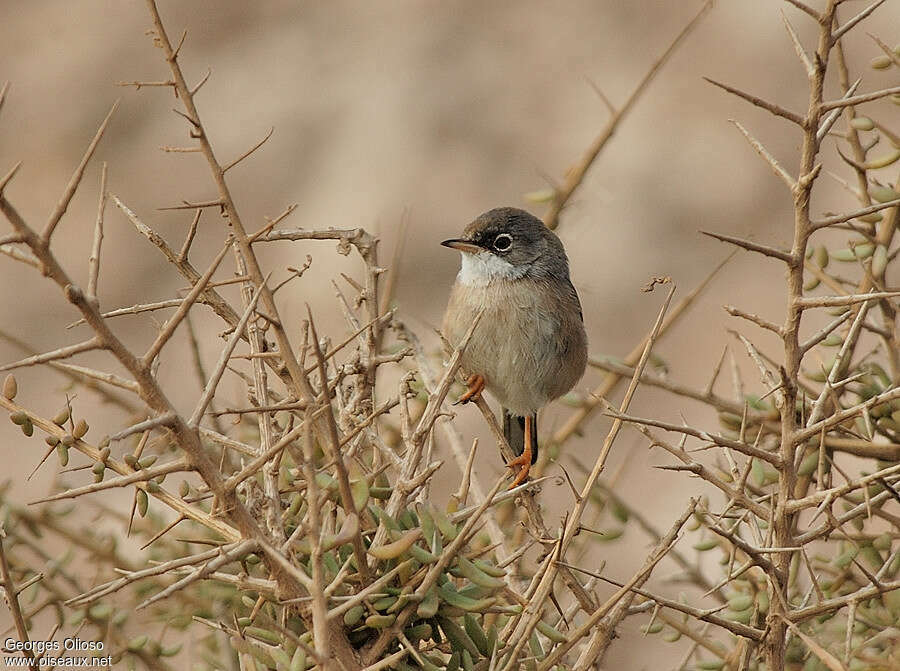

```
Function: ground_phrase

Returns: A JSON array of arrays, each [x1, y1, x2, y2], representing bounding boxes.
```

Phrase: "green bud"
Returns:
[[865, 148, 900, 170], [343, 605, 365, 627], [364, 614, 396, 629], [835, 546, 859, 569], [873, 533, 892, 552], [88, 604, 113, 620], [2, 374, 17, 400], [126, 636, 148, 652], [871, 185, 900, 203], [52, 407, 70, 426], [872, 244, 889, 277], [728, 594, 754, 612], [849, 116, 874, 131], [813, 245, 829, 269], [694, 539, 719, 552], [136, 489, 148, 517]]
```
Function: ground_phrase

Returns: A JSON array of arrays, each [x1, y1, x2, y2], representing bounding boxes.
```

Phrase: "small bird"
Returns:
[[441, 207, 587, 486]]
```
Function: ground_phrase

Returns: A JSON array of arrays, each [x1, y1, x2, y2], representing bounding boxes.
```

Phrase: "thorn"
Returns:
[[701, 230, 793, 264], [729, 119, 797, 191], [190, 67, 212, 96], [703, 76, 805, 126], [222, 127, 275, 173], [0, 161, 22, 196], [42, 100, 120, 241], [782, 0, 821, 23], [831, 0, 887, 43], [172, 107, 200, 128], [172, 29, 188, 59], [0, 81, 10, 116], [558, 463, 584, 503]]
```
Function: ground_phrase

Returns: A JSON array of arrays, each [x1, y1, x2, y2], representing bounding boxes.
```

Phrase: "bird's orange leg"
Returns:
[[454, 373, 485, 405], [506, 415, 533, 488]]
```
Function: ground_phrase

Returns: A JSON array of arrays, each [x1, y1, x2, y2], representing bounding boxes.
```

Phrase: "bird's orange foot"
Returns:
[[506, 448, 532, 489], [454, 374, 485, 405], [506, 415, 534, 489]]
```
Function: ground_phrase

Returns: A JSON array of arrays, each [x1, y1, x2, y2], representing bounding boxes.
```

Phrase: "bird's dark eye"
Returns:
[[492, 233, 512, 252]]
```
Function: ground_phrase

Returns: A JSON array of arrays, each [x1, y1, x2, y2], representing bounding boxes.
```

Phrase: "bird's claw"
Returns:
[[454, 374, 485, 406], [506, 451, 532, 489]]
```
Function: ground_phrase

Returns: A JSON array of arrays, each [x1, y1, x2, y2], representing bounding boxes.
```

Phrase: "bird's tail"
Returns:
[[502, 409, 538, 463]]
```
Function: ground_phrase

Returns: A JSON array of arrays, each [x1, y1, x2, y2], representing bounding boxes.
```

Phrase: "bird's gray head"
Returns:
[[441, 207, 570, 287]]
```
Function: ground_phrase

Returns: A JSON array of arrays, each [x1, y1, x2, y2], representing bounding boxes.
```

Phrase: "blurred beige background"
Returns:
[[2, 1, 898, 668]]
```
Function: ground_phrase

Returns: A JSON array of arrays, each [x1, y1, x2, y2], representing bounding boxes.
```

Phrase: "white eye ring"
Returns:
[[493, 233, 512, 252]]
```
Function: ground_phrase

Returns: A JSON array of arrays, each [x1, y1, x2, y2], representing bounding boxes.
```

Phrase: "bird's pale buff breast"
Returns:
[[443, 277, 587, 416]]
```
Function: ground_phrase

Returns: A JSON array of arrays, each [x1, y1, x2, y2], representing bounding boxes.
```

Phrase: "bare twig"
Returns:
[[0, 534, 38, 671], [188, 277, 267, 426], [542, 0, 714, 229], [43, 101, 119, 242], [0, 337, 103, 372], [87, 162, 107, 302], [554, 253, 733, 444], [143, 239, 232, 364]]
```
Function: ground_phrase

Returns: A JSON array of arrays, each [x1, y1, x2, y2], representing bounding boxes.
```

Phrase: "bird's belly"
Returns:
[[445, 282, 584, 416]]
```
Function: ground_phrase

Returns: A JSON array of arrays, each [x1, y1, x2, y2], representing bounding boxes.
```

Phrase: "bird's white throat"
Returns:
[[457, 251, 527, 287]]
